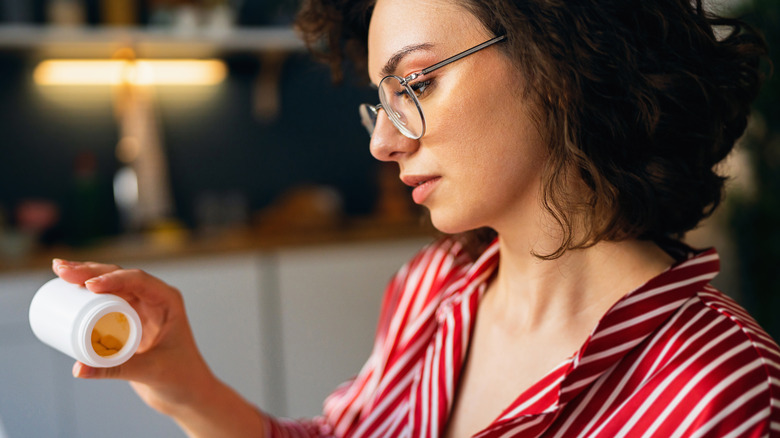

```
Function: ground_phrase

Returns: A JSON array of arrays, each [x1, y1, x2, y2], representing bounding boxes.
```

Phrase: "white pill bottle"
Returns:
[[29, 278, 142, 368]]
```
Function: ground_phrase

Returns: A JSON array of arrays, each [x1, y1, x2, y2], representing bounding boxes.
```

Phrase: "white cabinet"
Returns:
[[0, 236, 430, 437], [0, 271, 68, 438]]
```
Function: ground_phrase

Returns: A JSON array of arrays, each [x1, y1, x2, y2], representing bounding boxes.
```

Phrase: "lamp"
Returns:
[[33, 51, 228, 234], [33, 59, 227, 86]]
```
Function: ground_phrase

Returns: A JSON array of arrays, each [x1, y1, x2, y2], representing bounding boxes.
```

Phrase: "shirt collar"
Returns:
[[559, 243, 720, 407], [477, 239, 721, 416]]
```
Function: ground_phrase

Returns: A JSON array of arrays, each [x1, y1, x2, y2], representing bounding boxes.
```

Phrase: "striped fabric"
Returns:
[[266, 238, 780, 437]]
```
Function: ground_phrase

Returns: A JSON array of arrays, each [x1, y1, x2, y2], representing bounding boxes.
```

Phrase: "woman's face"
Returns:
[[367, 0, 548, 236]]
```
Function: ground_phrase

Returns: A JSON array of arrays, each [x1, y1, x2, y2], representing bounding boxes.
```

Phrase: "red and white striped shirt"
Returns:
[[265, 238, 780, 437]]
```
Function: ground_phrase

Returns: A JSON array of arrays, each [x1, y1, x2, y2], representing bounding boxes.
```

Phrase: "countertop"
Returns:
[[0, 218, 437, 274]]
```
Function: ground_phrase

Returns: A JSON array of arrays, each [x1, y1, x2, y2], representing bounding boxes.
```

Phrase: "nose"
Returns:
[[369, 111, 420, 162]]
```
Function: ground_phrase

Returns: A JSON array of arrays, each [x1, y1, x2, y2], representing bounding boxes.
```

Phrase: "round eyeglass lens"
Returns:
[[359, 104, 377, 136], [378, 76, 425, 139]]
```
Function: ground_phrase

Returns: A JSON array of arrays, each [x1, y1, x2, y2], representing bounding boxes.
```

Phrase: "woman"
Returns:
[[53, 0, 779, 436]]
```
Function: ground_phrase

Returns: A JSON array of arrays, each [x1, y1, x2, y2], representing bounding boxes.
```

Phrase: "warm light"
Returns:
[[33, 59, 227, 86]]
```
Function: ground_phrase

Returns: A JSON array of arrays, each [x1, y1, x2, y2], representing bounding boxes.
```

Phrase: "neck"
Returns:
[[484, 233, 674, 334]]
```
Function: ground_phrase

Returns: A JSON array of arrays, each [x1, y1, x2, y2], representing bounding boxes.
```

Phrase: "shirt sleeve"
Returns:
[[261, 416, 334, 437]]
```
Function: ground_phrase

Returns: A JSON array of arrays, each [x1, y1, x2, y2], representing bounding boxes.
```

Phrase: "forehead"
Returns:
[[366, 0, 490, 81]]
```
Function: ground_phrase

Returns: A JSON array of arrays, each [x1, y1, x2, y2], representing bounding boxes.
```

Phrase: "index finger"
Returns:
[[53, 259, 123, 286], [83, 268, 182, 306]]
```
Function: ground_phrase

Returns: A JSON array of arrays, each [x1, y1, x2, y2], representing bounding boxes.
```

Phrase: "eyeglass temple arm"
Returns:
[[420, 35, 507, 76]]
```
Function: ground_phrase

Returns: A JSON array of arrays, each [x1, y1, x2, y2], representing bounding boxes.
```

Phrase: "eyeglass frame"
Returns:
[[359, 34, 507, 140]]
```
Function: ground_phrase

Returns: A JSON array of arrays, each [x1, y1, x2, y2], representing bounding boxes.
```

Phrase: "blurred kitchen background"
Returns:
[[0, 0, 428, 257], [0, 0, 777, 437]]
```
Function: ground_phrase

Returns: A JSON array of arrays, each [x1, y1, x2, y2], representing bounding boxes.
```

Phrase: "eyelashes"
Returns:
[[410, 79, 433, 98], [393, 78, 434, 102]]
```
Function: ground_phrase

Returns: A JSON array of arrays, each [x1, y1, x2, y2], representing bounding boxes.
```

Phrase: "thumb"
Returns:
[[72, 361, 124, 380]]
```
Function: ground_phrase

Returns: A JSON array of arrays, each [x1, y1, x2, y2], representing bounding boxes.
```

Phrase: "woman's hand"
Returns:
[[51, 258, 214, 415], [52, 259, 269, 437]]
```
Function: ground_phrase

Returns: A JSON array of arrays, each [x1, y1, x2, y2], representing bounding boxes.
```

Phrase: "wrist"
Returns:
[[163, 376, 268, 438], [144, 368, 219, 416]]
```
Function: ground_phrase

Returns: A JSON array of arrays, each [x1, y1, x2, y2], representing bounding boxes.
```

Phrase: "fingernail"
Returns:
[[85, 276, 103, 286], [53, 259, 75, 271], [73, 362, 94, 378]]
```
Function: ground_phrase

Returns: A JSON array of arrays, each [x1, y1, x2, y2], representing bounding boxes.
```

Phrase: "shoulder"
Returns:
[[386, 236, 474, 296], [383, 237, 474, 304], [598, 283, 780, 436], [646, 284, 780, 435], [373, 237, 483, 337], [693, 285, 780, 369], [320, 237, 480, 432]]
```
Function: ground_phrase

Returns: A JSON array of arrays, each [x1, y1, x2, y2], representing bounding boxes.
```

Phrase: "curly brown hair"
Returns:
[[296, 0, 768, 259]]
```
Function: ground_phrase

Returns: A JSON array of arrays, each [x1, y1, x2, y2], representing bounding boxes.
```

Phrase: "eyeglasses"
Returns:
[[359, 35, 506, 140]]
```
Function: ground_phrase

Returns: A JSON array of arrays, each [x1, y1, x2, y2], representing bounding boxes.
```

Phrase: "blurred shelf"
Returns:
[[0, 218, 437, 273], [0, 24, 305, 57]]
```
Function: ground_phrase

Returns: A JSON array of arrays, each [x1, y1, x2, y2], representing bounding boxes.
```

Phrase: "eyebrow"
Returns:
[[380, 42, 436, 77]]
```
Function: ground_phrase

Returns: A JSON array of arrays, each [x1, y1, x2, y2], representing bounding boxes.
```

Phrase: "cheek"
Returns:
[[433, 84, 498, 142], [444, 83, 548, 213], [428, 89, 504, 173], [435, 58, 540, 147], [435, 76, 546, 174]]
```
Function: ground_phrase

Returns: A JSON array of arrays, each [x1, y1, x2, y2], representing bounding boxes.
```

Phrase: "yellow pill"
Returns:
[[92, 341, 108, 355], [100, 334, 124, 350], [91, 329, 101, 343]]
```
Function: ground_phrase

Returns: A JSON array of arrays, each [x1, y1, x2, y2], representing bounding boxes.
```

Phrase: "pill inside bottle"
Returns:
[[91, 312, 129, 357]]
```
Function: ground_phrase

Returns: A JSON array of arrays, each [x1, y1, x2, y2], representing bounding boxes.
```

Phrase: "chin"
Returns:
[[428, 209, 479, 235]]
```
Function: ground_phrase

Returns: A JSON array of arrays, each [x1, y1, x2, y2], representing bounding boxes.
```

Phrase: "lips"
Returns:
[[401, 175, 441, 205]]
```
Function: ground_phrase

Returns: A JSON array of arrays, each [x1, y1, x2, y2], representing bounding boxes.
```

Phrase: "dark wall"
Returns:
[[0, 50, 380, 243]]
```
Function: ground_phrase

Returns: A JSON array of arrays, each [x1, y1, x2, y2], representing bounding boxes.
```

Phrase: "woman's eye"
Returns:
[[391, 79, 434, 102], [410, 80, 432, 98]]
